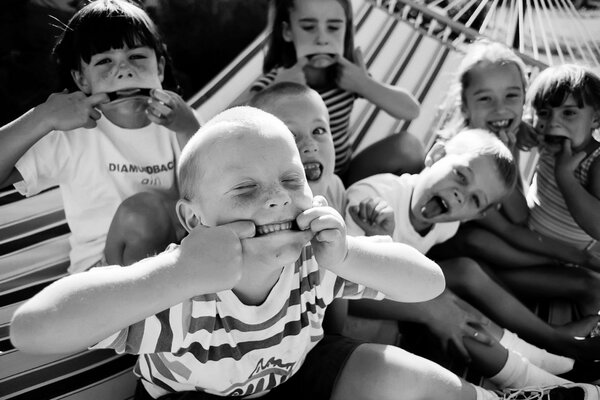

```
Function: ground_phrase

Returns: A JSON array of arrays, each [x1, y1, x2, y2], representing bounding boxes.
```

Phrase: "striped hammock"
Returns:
[[1, 0, 597, 398]]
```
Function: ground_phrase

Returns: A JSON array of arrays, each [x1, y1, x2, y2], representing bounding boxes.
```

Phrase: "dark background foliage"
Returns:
[[0, 0, 269, 126]]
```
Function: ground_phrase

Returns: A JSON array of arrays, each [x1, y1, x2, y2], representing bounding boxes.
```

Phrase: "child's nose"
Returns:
[[266, 187, 291, 208], [453, 190, 464, 205], [300, 139, 318, 153], [315, 28, 328, 45], [116, 61, 134, 79]]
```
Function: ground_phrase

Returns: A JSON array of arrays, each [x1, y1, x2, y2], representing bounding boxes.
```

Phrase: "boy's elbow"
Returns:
[[10, 310, 49, 354], [10, 306, 75, 354]]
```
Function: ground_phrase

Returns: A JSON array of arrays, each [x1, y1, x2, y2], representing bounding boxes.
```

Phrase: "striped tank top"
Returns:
[[528, 146, 600, 249]]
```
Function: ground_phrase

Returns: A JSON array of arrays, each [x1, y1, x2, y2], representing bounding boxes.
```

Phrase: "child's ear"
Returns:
[[157, 56, 165, 83], [282, 21, 293, 43], [424, 142, 447, 167], [592, 111, 600, 129], [71, 69, 91, 93], [176, 199, 201, 233]]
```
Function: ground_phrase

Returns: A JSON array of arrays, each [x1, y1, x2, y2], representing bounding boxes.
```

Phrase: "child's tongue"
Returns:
[[421, 196, 446, 218], [304, 163, 322, 181]]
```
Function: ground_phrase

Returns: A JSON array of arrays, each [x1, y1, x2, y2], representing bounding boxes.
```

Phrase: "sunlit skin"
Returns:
[[283, 0, 346, 69], [463, 63, 525, 146], [410, 153, 508, 234], [535, 94, 600, 154], [259, 91, 335, 197]]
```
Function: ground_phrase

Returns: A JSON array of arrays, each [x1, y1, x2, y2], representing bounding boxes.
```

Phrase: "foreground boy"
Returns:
[[10, 108, 597, 399]]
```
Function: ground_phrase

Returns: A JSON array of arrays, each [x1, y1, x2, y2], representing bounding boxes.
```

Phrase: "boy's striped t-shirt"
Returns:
[[92, 244, 384, 398]]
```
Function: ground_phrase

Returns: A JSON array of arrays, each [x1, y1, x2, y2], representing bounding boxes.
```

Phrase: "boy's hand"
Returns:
[[335, 47, 369, 93], [296, 195, 348, 269], [348, 197, 395, 237], [274, 56, 309, 86], [41, 91, 109, 131], [178, 221, 255, 293], [146, 89, 200, 136], [427, 291, 493, 362]]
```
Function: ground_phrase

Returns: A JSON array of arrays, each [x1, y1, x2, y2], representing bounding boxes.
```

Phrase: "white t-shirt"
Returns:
[[15, 116, 181, 273], [345, 173, 459, 254], [324, 174, 347, 214]]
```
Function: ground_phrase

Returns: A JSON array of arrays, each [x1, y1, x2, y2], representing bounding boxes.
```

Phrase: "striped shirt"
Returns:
[[528, 146, 600, 250], [251, 70, 357, 175], [93, 244, 384, 398]]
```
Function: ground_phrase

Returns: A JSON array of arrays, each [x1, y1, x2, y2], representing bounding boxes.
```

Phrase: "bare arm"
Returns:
[[0, 91, 109, 188], [476, 208, 587, 265], [331, 236, 445, 303], [10, 223, 252, 354], [336, 49, 420, 121]]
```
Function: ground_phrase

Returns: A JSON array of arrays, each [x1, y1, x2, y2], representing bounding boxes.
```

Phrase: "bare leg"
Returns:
[[105, 191, 185, 265], [331, 343, 480, 400], [496, 266, 600, 322], [441, 257, 599, 353], [344, 131, 425, 186]]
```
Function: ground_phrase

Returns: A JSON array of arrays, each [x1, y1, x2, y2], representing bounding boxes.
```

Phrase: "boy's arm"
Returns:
[[555, 143, 600, 240], [335, 49, 420, 121], [331, 236, 445, 303], [0, 92, 108, 188], [299, 197, 444, 303], [10, 223, 252, 355]]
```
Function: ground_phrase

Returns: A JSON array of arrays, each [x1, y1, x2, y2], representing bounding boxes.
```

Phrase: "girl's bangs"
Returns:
[[76, 13, 158, 64]]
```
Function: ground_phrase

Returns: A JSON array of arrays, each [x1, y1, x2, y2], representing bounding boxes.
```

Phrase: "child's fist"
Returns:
[[146, 89, 200, 136], [178, 221, 255, 293], [297, 196, 348, 269], [41, 91, 108, 131]]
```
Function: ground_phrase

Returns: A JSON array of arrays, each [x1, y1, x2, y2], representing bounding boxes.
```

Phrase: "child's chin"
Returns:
[[248, 230, 311, 265]]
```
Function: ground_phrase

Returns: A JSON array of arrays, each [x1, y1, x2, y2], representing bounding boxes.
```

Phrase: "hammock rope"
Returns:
[[372, 0, 599, 71]]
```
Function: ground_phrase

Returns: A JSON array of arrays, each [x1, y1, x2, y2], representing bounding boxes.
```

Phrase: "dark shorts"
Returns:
[[135, 335, 364, 400]]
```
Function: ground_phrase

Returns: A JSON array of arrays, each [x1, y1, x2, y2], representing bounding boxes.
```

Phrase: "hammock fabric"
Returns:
[[1, 0, 597, 398]]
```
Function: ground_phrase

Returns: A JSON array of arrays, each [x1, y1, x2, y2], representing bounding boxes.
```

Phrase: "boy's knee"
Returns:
[[113, 192, 173, 241]]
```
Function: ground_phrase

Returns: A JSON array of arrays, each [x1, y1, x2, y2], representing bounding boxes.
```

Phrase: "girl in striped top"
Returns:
[[250, 0, 423, 185]]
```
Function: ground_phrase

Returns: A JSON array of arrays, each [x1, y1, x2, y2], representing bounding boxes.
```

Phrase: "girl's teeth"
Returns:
[[489, 120, 510, 128], [256, 221, 293, 235]]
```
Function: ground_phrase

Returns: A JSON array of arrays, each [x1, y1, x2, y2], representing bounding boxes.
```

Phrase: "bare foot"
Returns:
[[555, 315, 600, 338]]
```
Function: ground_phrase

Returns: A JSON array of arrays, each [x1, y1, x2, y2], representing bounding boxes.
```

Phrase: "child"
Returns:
[[250, 0, 424, 185], [345, 128, 593, 387], [249, 81, 349, 334], [11, 106, 600, 400], [0, 0, 199, 273]]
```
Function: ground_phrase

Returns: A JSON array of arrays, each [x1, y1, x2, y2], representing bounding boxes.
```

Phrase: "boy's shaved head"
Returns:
[[249, 82, 318, 110], [443, 128, 517, 191], [177, 106, 294, 201]]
